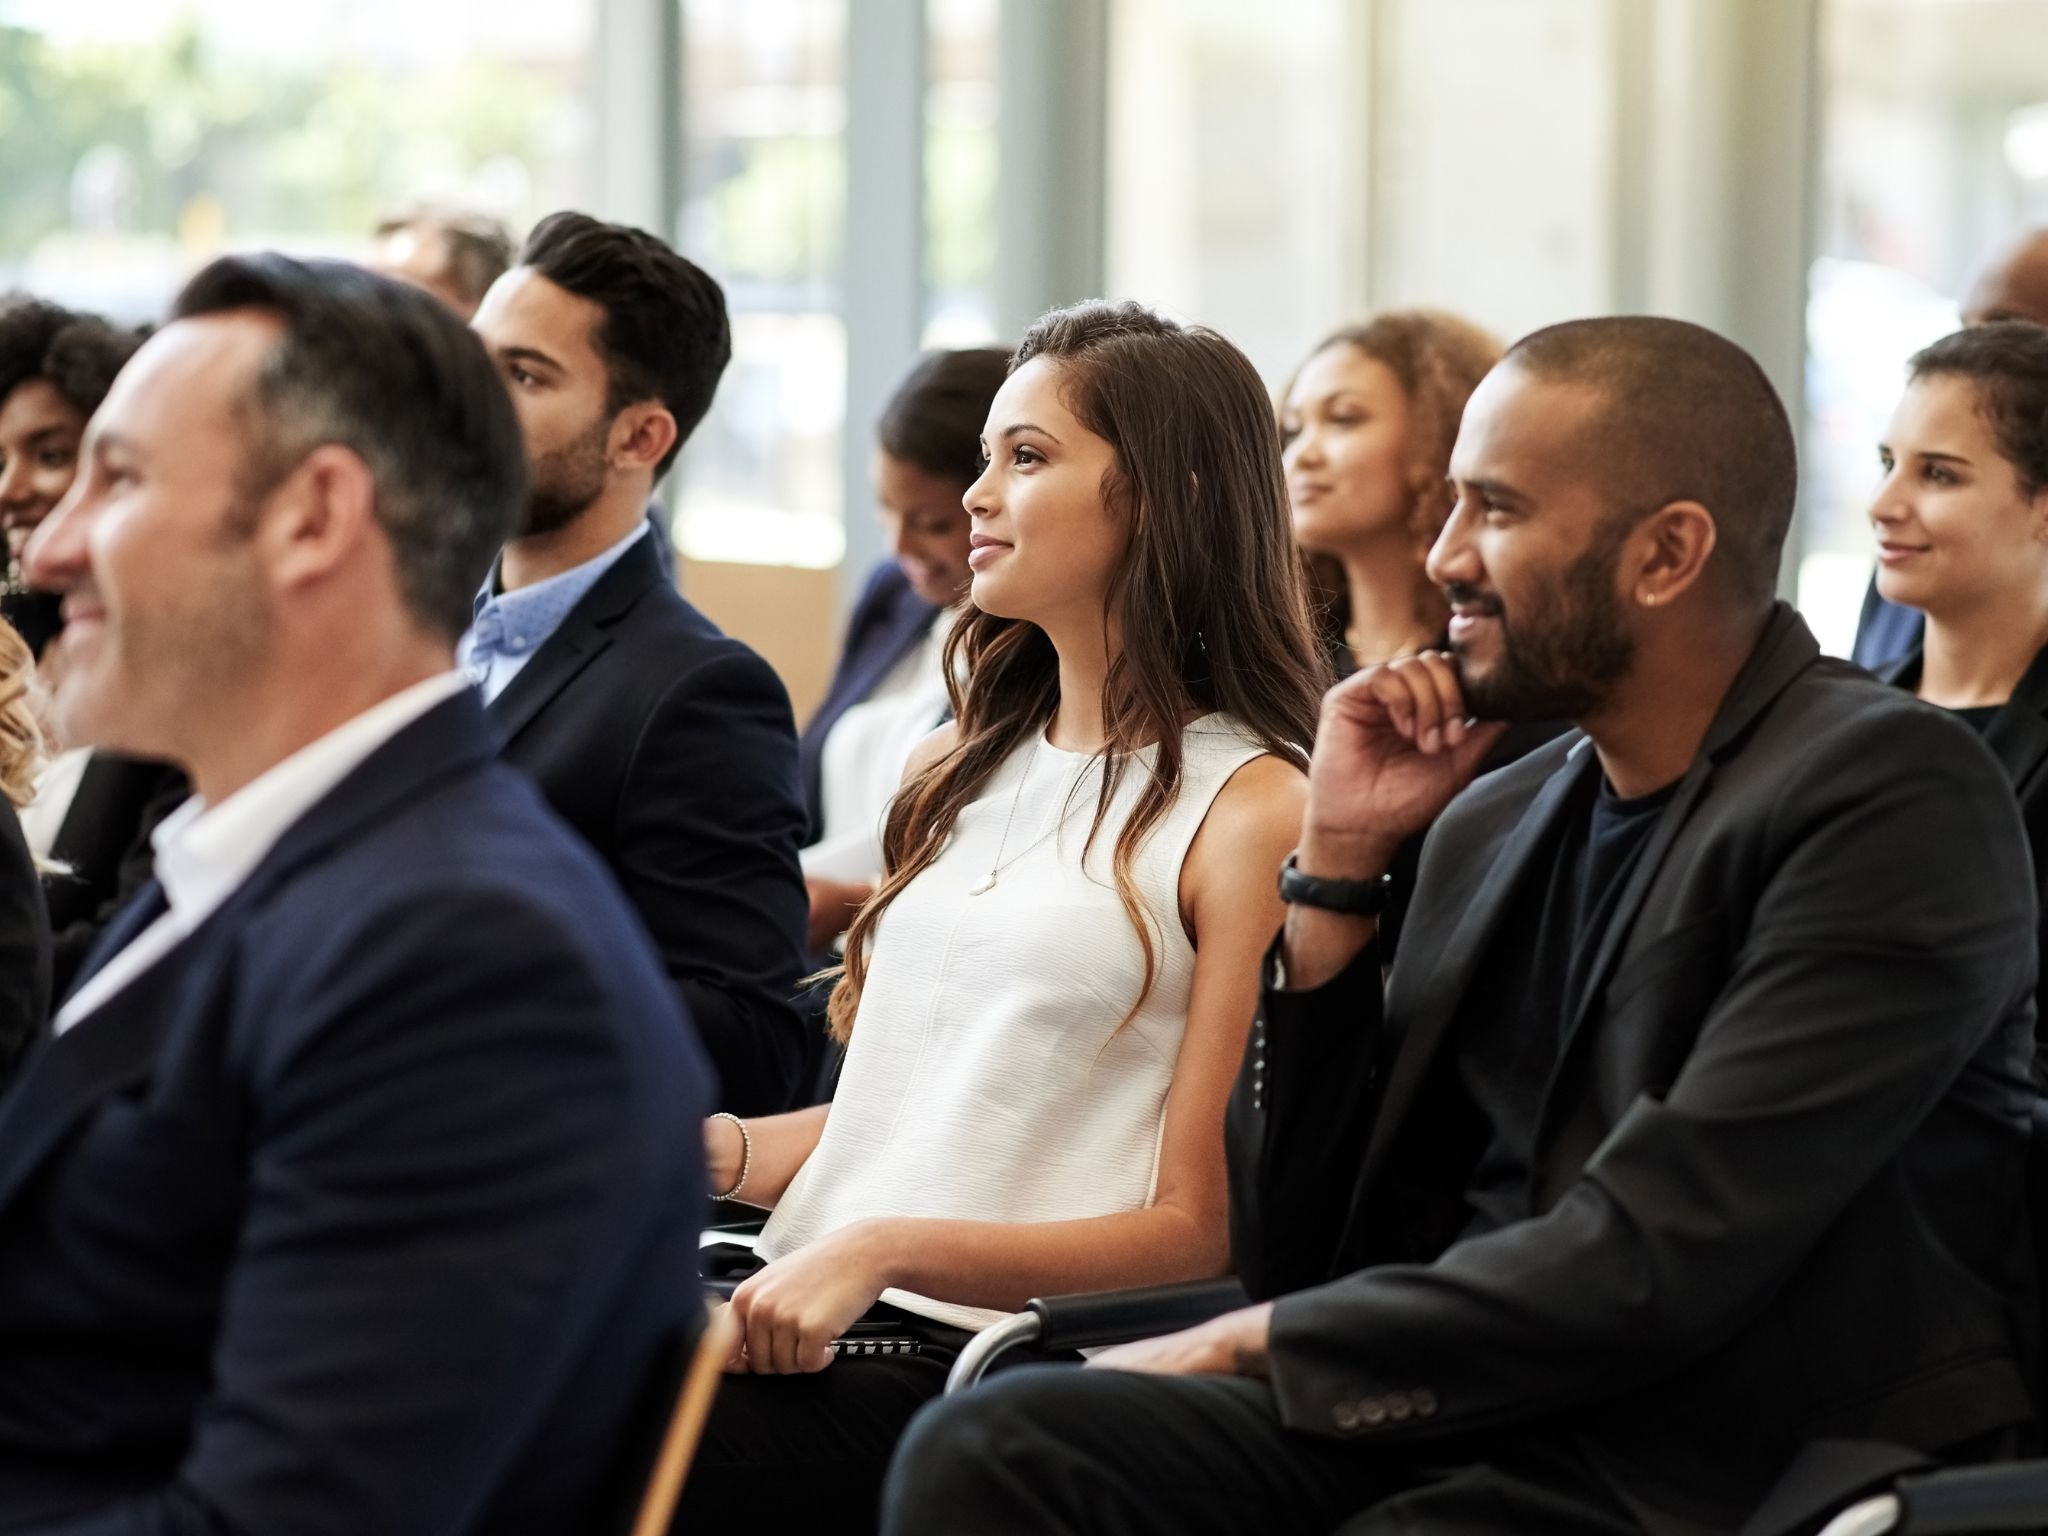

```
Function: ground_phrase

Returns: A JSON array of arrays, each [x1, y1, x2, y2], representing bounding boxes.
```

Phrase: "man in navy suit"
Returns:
[[0, 254, 713, 1533], [469, 212, 810, 1116]]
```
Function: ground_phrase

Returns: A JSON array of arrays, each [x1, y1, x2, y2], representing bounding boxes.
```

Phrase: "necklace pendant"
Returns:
[[968, 872, 997, 896]]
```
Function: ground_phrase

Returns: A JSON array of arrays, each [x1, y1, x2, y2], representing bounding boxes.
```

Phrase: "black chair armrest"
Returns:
[[1814, 1461, 2048, 1536], [945, 1278, 1248, 1395], [1027, 1278, 1249, 1353], [1892, 1460, 2048, 1533]]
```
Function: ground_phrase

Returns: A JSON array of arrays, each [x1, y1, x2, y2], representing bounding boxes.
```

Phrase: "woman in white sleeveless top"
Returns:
[[680, 301, 1329, 1533]]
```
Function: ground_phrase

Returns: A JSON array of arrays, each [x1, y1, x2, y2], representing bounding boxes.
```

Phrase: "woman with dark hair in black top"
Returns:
[[0, 295, 186, 998], [1871, 319, 2048, 1082]]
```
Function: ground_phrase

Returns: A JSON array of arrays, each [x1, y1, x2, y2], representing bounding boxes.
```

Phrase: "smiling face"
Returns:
[[960, 357, 1126, 630], [1281, 342, 1417, 556], [874, 449, 972, 606], [472, 267, 624, 537], [1432, 364, 1640, 721], [21, 315, 278, 759], [0, 379, 89, 544], [1871, 373, 2048, 620]]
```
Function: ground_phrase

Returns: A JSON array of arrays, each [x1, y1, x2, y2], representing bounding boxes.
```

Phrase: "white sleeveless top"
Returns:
[[756, 714, 1272, 1329]]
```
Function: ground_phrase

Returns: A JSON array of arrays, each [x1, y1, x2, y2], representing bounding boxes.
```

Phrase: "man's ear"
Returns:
[[610, 402, 679, 476], [1628, 500, 1717, 610], [260, 443, 379, 594]]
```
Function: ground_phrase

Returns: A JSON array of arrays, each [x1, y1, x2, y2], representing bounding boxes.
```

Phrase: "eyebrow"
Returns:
[[1880, 443, 1973, 467], [999, 422, 1062, 445], [497, 344, 565, 373], [1454, 475, 1529, 506], [21, 424, 77, 447]]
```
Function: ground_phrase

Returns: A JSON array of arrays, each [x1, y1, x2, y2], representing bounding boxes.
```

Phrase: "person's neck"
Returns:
[[500, 485, 649, 593], [1339, 540, 1444, 665], [1581, 611, 1768, 800], [1041, 616, 1117, 755], [183, 634, 453, 806], [1918, 597, 2048, 709]]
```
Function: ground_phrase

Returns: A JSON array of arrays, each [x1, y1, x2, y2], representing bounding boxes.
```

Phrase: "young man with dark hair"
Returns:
[[886, 318, 2038, 1536], [470, 210, 810, 1115], [1, 253, 712, 1532]]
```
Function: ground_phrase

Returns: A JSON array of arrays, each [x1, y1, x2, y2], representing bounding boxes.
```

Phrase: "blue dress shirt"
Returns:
[[458, 522, 650, 705]]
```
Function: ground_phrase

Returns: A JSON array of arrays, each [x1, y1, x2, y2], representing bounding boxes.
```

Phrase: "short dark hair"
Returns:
[[173, 253, 528, 641], [374, 206, 516, 309], [516, 211, 731, 479], [1503, 316, 1798, 608], [877, 347, 1010, 486], [1908, 322, 2048, 498], [0, 296, 144, 421]]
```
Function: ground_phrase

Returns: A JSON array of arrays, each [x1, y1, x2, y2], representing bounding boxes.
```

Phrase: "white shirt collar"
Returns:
[[152, 671, 469, 922]]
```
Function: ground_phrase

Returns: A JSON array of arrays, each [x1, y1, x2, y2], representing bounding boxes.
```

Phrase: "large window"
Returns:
[[924, 0, 998, 348], [0, 0, 595, 319], [1105, 0, 1366, 385], [672, 0, 846, 570], [1801, 0, 2048, 652]]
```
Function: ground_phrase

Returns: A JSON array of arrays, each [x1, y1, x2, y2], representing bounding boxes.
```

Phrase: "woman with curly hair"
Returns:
[[1280, 311, 1503, 673], [0, 616, 50, 1076], [0, 295, 185, 994]]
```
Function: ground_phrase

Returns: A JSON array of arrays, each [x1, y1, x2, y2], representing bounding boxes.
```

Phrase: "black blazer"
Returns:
[[1887, 641, 2048, 1085], [796, 560, 941, 845], [42, 754, 188, 997], [1229, 605, 2038, 1533], [0, 799, 48, 1081], [0, 692, 712, 1534], [487, 533, 811, 1115]]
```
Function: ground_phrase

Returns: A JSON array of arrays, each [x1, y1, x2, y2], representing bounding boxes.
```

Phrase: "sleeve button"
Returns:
[[1413, 1388, 1438, 1418]]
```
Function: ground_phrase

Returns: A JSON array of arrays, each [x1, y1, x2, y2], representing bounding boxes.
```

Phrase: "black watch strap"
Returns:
[[1277, 852, 1392, 917]]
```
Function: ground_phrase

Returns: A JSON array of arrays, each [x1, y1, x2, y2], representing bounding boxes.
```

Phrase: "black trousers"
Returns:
[[880, 1365, 1646, 1536], [676, 1316, 1080, 1536], [676, 1342, 956, 1535]]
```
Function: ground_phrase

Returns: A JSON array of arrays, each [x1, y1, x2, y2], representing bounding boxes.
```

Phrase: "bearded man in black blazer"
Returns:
[[885, 319, 2039, 1536], [469, 213, 810, 1115], [0, 255, 712, 1533]]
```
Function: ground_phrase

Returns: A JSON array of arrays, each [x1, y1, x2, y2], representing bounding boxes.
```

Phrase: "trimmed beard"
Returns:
[[520, 413, 611, 536], [1451, 522, 1637, 722]]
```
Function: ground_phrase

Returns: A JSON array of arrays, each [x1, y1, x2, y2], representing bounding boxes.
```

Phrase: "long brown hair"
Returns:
[[827, 301, 1328, 1041], [1285, 310, 1503, 653]]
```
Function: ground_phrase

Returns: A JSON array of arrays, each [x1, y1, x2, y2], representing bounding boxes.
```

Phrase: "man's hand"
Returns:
[[1301, 652, 1509, 880], [805, 876, 874, 953], [1086, 1302, 1276, 1379], [724, 1222, 894, 1374]]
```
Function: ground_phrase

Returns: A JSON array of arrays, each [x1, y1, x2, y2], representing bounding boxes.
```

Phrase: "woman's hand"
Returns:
[[726, 1222, 897, 1374]]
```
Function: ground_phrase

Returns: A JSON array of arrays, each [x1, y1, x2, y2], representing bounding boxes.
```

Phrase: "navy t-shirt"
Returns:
[[1458, 769, 1679, 1235]]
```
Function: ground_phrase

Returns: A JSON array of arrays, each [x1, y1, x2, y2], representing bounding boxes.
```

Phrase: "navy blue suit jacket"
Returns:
[[1852, 575, 1925, 671], [487, 533, 810, 1115], [0, 692, 713, 1534], [796, 561, 941, 845]]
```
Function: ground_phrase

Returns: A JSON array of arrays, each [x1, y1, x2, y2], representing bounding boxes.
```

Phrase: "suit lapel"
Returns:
[[486, 536, 665, 748], [1360, 604, 1821, 1197], [0, 693, 498, 1218], [1359, 740, 1597, 1190], [1535, 606, 1820, 1135], [1982, 644, 2048, 796], [1876, 641, 2048, 794]]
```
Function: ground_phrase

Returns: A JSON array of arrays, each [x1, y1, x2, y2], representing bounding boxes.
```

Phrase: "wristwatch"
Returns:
[[1277, 852, 1392, 916]]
